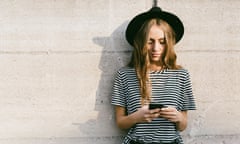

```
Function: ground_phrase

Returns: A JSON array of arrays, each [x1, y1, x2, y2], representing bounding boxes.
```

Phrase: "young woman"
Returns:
[[112, 7, 196, 144]]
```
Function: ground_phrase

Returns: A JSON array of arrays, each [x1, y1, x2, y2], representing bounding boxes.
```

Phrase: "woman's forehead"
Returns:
[[148, 25, 165, 39]]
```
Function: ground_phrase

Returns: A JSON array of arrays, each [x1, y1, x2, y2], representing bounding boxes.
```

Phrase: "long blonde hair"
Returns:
[[128, 18, 181, 105]]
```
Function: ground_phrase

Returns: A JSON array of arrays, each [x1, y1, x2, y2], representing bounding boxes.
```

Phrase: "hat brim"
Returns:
[[126, 7, 184, 46]]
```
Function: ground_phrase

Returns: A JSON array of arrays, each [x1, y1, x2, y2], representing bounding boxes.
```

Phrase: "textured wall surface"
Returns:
[[0, 0, 239, 144]]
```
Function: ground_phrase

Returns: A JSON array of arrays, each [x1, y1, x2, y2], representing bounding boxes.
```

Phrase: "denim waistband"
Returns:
[[129, 139, 179, 144]]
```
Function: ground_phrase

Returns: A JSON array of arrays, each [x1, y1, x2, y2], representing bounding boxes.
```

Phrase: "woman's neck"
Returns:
[[149, 64, 163, 71]]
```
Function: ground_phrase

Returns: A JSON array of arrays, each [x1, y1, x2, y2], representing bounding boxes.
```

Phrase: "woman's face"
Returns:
[[146, 24, 166, 65]]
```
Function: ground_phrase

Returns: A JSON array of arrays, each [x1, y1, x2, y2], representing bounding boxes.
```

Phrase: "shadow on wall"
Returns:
[[77, 21, 132, 142]]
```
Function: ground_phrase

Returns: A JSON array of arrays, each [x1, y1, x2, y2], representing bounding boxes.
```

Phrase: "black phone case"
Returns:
[[149, 104, 166, 109]]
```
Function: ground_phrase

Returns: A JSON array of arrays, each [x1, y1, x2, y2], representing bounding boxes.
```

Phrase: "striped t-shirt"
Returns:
[[111, 67, 196, 144]]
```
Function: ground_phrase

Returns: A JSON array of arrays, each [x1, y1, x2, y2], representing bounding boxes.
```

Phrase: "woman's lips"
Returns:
[[151, 53, 161, 56]]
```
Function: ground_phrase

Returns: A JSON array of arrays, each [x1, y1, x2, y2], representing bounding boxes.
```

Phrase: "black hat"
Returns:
[[125, 6, 184, 46]]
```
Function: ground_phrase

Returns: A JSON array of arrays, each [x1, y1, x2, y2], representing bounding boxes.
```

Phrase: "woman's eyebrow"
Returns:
[[148, 37, 165, 41]]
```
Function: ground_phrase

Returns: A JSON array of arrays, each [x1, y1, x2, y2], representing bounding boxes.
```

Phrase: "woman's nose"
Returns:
[[153, 42, 161, 51]]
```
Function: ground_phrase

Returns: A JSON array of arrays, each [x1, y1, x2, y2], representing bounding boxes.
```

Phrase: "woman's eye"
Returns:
[[148, 41, 153, 45], [160, 40, 166, 44]]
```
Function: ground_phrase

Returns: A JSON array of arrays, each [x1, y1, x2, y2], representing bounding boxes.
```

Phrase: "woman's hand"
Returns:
[[115, 105, 161, 129], [160, 107, 180, 122], [160, 107, 188, 131], [134, 105, 161, 123]]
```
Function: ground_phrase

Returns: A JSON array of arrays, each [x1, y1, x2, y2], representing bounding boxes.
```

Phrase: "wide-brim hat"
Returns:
[[126, 6, 184, 46]]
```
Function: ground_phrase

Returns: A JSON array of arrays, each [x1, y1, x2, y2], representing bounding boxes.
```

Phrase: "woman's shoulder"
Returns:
[[167, 68, 190, 76], [167, 67, 187, 72], [114, 67, 136, 78], [177, 68, 189, 73], [114, 67, 136, 80], [117, 66, 135, 73]]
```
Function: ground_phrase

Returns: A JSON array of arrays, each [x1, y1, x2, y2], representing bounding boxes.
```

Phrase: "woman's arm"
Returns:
[[115, 105, 161, 130], [176, 111, 187, 131]]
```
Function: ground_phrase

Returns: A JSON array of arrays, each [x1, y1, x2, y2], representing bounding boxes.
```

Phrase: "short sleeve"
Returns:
[[111, 70, 126, 107], [182, 70, 196, 110]]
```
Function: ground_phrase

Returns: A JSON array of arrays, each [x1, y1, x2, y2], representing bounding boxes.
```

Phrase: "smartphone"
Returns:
[[149, 104, 166, 110]]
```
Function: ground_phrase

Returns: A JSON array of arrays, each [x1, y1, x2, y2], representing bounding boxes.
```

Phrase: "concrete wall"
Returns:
[[0, 0, 239, 143]]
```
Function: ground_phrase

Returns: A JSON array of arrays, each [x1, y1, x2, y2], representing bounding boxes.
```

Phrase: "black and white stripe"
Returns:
[[112, 67, 196, 144]]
